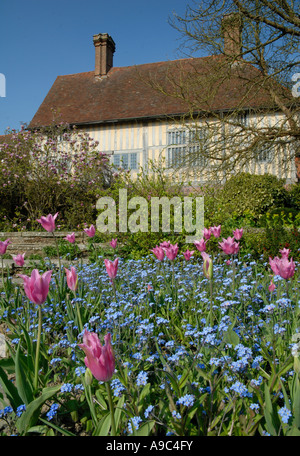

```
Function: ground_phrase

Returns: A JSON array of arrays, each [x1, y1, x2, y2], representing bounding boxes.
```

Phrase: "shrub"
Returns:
[[289, 182, 300, 210], [95, 161, 195, 258], [0, 124, 112, 230], [214, 172, 290, 221]]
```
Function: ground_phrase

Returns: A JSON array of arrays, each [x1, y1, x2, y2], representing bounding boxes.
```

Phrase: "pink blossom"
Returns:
[[150, 246, 165, 261], [183, 249, 194, 261], [37, 213, 58, 232], [202, 227, 212, 240], [233, 228, 243, 240], [12, 253, 25, 266], [279, 248, 290, 259], [78, 330, 115, 382], [110, 238, 117, 249], [64, 232, 76, 244], [65, 266, 78, 292], [0, 239, 11, 255], [18, 269, 52, 305], [84, 225, 96, 238], [104, 258, 119, 280], [210, 225, 221, 238], [268, 280, 276, 292], [160, 241, 170, 249], [219, 237, 240, 255], [164, 243, 179, 261], [194, 238, 207, 252], [269, 256, 295, 280]]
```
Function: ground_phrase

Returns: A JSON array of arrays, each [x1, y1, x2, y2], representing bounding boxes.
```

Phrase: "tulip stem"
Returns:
[[106, 381, 116, 436], [74, 294, 83, 334], [52, 232, 62, 280], [34, 305, 42, 392]]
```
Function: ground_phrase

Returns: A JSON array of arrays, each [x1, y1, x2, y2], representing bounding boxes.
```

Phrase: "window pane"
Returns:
[[113, 154, 120, 167], [130, 153, 137, 169]]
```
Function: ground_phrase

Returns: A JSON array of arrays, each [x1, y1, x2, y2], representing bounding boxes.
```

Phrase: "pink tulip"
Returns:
[[18, 269, 52, 305], [78, 329, 115, 382], [202, 227, 212, 240], [219, 237, 240, 255], [183, 249, 194, 261], [210, 225, 221, 238], [84, 225, 96, 238], [269, 256, 295, 280], [194, 238, 207, 252], [104, 258, 119, 280], [201, 252, 213, 279], [279, 248, 290, 259], [65, 266, 78, 292], [12, 253, 25, 266], [110, 238, 117, 249], [0, 239, 11, 255], [37, 213, 58, 232], [150, 246, 165, 261], [160, 241, 170, 249], [164, 243, 179, 261], [233, 228, 243, 240], [268, 280, 276, 292], [64, 232, 76, 244], [269, 256, 280, 275]]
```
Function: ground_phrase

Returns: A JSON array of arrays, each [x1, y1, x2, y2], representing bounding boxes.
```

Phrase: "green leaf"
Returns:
[[286, 426, 300, 436], [114, 395, 125, 432], [264, 383, 280, 436], [0, 365, 23, 410], [0, 357, 16, 374], [223, 326, 240, 347], [15, 344, 34, 405], [95, 390, 108, 410], [39, 417, 76, 436], [93, 411, 111, 436], [16, 384, 61, 435], [293, 383, 300, 429], [134, 420, 155, 436]]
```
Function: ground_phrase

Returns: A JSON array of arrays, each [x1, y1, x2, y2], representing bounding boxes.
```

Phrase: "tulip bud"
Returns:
[[84, 367, 93, 386], [201, 252, 213, 280]]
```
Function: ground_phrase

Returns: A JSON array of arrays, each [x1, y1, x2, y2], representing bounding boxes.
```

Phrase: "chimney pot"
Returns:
[[93, 33, 116, 78]]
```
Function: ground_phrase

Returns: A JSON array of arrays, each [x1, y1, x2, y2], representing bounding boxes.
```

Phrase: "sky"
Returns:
[[0, 0, 193, 135]]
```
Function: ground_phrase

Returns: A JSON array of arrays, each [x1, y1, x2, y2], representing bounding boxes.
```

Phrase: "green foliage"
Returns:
[[95, 161, 193, 259], [212, 173, 290, 222], [289, 182, 300, 210]]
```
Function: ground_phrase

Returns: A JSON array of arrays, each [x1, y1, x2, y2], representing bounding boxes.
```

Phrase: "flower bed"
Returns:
[[0, 222, 299, 436]]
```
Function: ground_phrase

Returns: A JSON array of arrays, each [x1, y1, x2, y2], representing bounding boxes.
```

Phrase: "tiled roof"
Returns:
[[29, 55, 288, 128]]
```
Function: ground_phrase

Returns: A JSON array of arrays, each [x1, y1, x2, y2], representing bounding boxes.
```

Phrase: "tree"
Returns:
[[149, 0, 300, 182]]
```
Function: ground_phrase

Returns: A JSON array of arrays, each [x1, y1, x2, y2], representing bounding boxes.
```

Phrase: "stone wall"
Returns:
[[0, 231, 87, 256]]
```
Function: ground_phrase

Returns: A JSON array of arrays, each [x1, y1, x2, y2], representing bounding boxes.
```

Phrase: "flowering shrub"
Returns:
[[0, 124, 111, 230]]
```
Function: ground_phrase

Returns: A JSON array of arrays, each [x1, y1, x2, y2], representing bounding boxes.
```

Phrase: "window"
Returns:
[[167, 129, 208, 168], [255, 144, 273, 163], [113, 153, 138, 170], [237, 111, 249, 126]]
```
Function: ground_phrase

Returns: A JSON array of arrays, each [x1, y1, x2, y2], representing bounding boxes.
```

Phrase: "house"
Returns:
[[28, 18, 298, 184]]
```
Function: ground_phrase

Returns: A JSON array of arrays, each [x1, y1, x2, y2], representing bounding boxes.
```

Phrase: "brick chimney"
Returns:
[[93, 33, 116, 78], [222, 13, 242, 58]]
